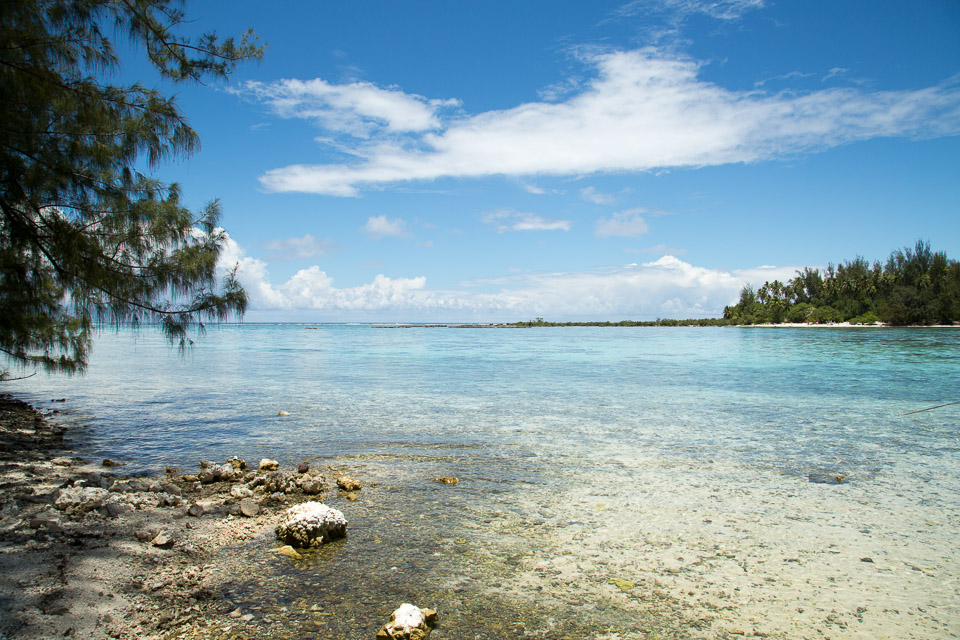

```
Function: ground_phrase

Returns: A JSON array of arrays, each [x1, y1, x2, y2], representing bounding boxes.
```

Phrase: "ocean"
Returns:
[[10, 324, 960, 638]]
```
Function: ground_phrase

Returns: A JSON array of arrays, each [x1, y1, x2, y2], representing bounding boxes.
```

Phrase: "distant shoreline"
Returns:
[[366, 322, 960, 329]]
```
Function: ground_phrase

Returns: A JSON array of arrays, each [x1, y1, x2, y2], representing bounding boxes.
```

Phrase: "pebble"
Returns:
[[240, 499, 260, 517], [151, 531, 175, 548]]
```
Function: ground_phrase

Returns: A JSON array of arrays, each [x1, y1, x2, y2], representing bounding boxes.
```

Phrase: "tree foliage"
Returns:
[[723, 241, 960, 326], [1, 0, 263, 377]]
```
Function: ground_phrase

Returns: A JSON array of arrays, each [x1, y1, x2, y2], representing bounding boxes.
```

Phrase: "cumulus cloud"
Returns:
[[218, 231, 430, 313], [483, 209, 573, 233], [363, 215, 410, 239], [257, 49, 960, 196], [595, 208, 650, 238], [217, 231, 799, 320], [262, 234, 335, 260]]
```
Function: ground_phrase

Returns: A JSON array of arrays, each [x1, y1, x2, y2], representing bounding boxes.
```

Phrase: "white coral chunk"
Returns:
[[392, 603, 426, 631], [275, 502, 347, 548]]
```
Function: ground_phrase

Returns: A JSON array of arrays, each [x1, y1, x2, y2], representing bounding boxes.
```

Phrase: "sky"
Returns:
[[140, 0, 960, 322]]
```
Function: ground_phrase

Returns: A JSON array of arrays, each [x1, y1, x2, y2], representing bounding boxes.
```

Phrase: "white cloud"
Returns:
[[217, 231, 799, 321], [262, 234, 335, 260], [823, 67, 849, 81], [363, 215, 410, 239], [258, 49, 960, 196], [580, 186, 617, 204], [522, 183, 547, 195], [613, 0, 766, 22], [626, 243, 688, 255], [595, 208, 650, 238], [483, 209, 573, 233], [754, 70, 815, 88], [241, 78, 459, 138]]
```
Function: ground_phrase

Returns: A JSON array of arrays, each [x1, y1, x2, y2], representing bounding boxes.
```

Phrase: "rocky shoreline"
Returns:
[[0, 394, 388, 640]]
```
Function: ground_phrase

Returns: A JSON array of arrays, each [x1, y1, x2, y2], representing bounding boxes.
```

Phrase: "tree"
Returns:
[[1, 0, 263, 378]]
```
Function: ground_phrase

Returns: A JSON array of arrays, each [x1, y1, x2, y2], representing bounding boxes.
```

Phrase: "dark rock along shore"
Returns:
[[0, 394, 390, 640]]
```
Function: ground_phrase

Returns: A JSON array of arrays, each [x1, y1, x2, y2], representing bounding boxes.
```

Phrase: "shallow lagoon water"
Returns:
[[11, 325, 960, 638]]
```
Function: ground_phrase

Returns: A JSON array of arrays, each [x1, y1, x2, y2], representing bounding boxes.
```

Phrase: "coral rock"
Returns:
[[275, 502, 347, 548], [376, 603, 437, 640], [240, 499, 260, 518], [263, 471, 294, 493], [258, 458, 280, 472], [54, 486, 108, 513], [337, 476, 361, 491]]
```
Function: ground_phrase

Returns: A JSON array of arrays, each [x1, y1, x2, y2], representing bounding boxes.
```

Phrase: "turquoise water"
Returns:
[[12, 325, 959, 473], [9, 325, 960, 638]]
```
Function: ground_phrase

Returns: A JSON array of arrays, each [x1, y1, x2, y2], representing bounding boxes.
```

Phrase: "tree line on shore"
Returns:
[[722, 241, 960, 325], [512, 242, 960, 328]]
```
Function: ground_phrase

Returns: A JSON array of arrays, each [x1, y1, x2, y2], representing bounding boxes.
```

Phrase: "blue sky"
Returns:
[[146, 0, 959, 321]]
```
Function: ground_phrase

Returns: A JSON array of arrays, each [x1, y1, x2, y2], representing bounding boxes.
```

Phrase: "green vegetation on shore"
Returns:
[[722, 241, 960, 326]]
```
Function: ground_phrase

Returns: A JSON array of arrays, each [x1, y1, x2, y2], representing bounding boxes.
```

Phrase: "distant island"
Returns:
[[512, 241, 959, 327], [722, 240, 959, 326], [373, 241, 959, 329]]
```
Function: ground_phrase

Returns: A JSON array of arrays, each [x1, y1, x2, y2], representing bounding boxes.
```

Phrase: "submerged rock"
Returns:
[[808, 472, 846, 484], [337, 476, 361, 491], [269, 545, 303, 560], [609, 576, 635, 591], [376, 603, 438, 640], [296, 473, 327, 494], [433, 476, 459, 485], [275, 502, 347, 548]]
